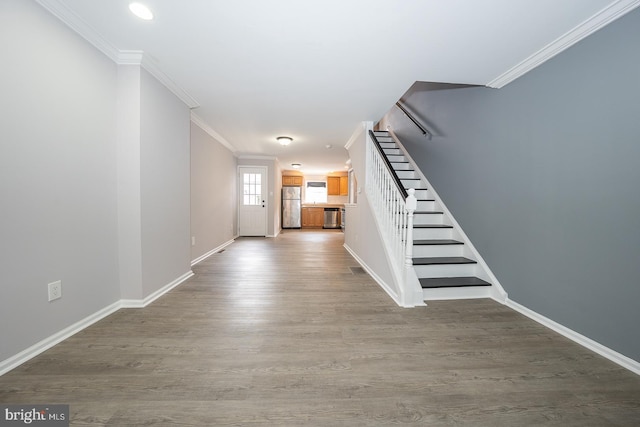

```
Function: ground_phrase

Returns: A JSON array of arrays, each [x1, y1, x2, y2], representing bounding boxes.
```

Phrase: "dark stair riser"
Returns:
[[376, 131, 494, 293], [413, 257, 476, 265], [413, 239, 463, 245], [420, 277, 491, 289]]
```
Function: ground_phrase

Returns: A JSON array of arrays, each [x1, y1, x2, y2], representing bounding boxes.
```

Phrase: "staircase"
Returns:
[[371, 130, 497, 301]]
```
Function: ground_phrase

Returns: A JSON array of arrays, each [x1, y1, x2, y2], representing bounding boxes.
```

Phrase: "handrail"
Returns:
[[369, 130, 408, 200], [395, 102, 432, 139]]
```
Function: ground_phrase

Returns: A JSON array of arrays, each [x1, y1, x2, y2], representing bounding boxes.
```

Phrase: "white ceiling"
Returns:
[[38, 0, 638, 174]]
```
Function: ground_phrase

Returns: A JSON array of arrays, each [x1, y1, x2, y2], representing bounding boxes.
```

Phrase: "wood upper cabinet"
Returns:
[[327, 176, 340, 195], [328, 176, 348, 196], [339, 176, 348, 196], [283, 175, 303, 186]]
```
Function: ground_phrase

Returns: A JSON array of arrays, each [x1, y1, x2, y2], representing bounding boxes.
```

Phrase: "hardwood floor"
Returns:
[[1, 230, 639, 426]]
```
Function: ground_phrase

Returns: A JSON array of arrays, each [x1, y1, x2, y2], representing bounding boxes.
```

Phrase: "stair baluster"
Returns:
[[366, 130, 423, 307], [405, 188, 416, 270]]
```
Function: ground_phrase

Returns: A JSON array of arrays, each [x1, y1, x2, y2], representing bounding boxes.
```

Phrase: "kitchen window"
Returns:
[[305, 181, 327, 204]]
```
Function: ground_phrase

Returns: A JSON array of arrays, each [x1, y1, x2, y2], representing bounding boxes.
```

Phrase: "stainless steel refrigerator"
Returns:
[[282, 186, 301, 228]]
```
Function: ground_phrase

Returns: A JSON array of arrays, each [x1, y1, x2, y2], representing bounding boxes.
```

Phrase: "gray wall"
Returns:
[[116, 64, 144, 300], [190, 122, 238, 261], [381, 9, 640, 361], [0, 0, 120, 361], [0, 0, 196, 365], [140, 69, 192, 296]]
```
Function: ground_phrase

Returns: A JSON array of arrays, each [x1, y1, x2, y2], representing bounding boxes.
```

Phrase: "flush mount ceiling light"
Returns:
[[277, 136, 293, 146], [291, 163, 302, 169], [129, 2, 154, 20]]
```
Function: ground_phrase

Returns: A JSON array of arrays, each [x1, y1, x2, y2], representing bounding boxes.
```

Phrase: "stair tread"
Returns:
[[413, 256, 477, 265], [414, 211, 443, 214], [413, 224, 453, 229], [413, 239, 463, 245], [420, 277, 491, 288]]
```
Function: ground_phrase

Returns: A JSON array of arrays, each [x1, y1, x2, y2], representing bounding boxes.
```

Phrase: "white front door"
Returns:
[[238, 166, 267, 236]]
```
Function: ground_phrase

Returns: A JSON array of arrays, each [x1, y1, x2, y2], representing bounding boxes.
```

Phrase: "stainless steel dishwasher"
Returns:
[[323, 208, 340, 229]]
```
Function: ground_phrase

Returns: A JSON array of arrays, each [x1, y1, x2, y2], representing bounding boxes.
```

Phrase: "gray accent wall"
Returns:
[[381, 9, 640, 361], [190, 122, 238, 261]]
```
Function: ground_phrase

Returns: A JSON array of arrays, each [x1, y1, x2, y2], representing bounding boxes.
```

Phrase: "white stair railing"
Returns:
[[366, 131, 422, 307]]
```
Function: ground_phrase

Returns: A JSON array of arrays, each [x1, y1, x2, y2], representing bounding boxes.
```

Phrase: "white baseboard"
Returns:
[[503, 298, 640, 376], [0, 301, 121, 376], [1, 270, 195, 376], [190, 239, 235, 266], [343, 243, 401, 306], [121, 270, 194, 308]]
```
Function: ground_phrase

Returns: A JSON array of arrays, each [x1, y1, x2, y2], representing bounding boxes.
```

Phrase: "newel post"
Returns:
[[405, 188, 417, 269]]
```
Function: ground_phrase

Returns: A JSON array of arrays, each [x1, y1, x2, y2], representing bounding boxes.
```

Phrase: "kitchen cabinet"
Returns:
[[283, 175, 303, 186], [339, 176, 348, 196], [328, 176, 348, 196], [327, 176, 340, 195], [301, 207, 324, 228]]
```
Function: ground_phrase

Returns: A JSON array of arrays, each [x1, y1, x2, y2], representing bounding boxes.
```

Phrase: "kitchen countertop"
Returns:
[[301, 203, 344, 208]]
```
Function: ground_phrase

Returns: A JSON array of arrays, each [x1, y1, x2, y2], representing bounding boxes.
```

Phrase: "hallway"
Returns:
[[1, 231, 639, 425]]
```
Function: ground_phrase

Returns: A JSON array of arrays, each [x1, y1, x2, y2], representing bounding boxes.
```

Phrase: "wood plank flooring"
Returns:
[[1, 230, 639, 426]]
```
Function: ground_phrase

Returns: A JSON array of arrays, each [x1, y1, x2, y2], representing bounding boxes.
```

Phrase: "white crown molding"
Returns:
[[35, 0, 120, 61], [117, 50, 144, 65], [344, 121, 369, 151], [140, 56, 200, 109], [36, 0, 199, 109], [191, 112, 237, 153], [487, 0, 640, 88]]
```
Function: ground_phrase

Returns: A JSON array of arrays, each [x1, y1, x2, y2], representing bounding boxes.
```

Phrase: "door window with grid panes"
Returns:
[[243, 173, 262, 206]]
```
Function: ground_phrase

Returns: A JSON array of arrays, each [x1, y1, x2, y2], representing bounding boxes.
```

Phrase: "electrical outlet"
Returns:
[[191, 236, 196, 246], [48, 280, 62, 302]]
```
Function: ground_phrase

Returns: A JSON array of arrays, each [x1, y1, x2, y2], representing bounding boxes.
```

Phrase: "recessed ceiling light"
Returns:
[[291, 163, 302, 169], [129, 2, 154, 20], [277, 136, 293, 146]]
